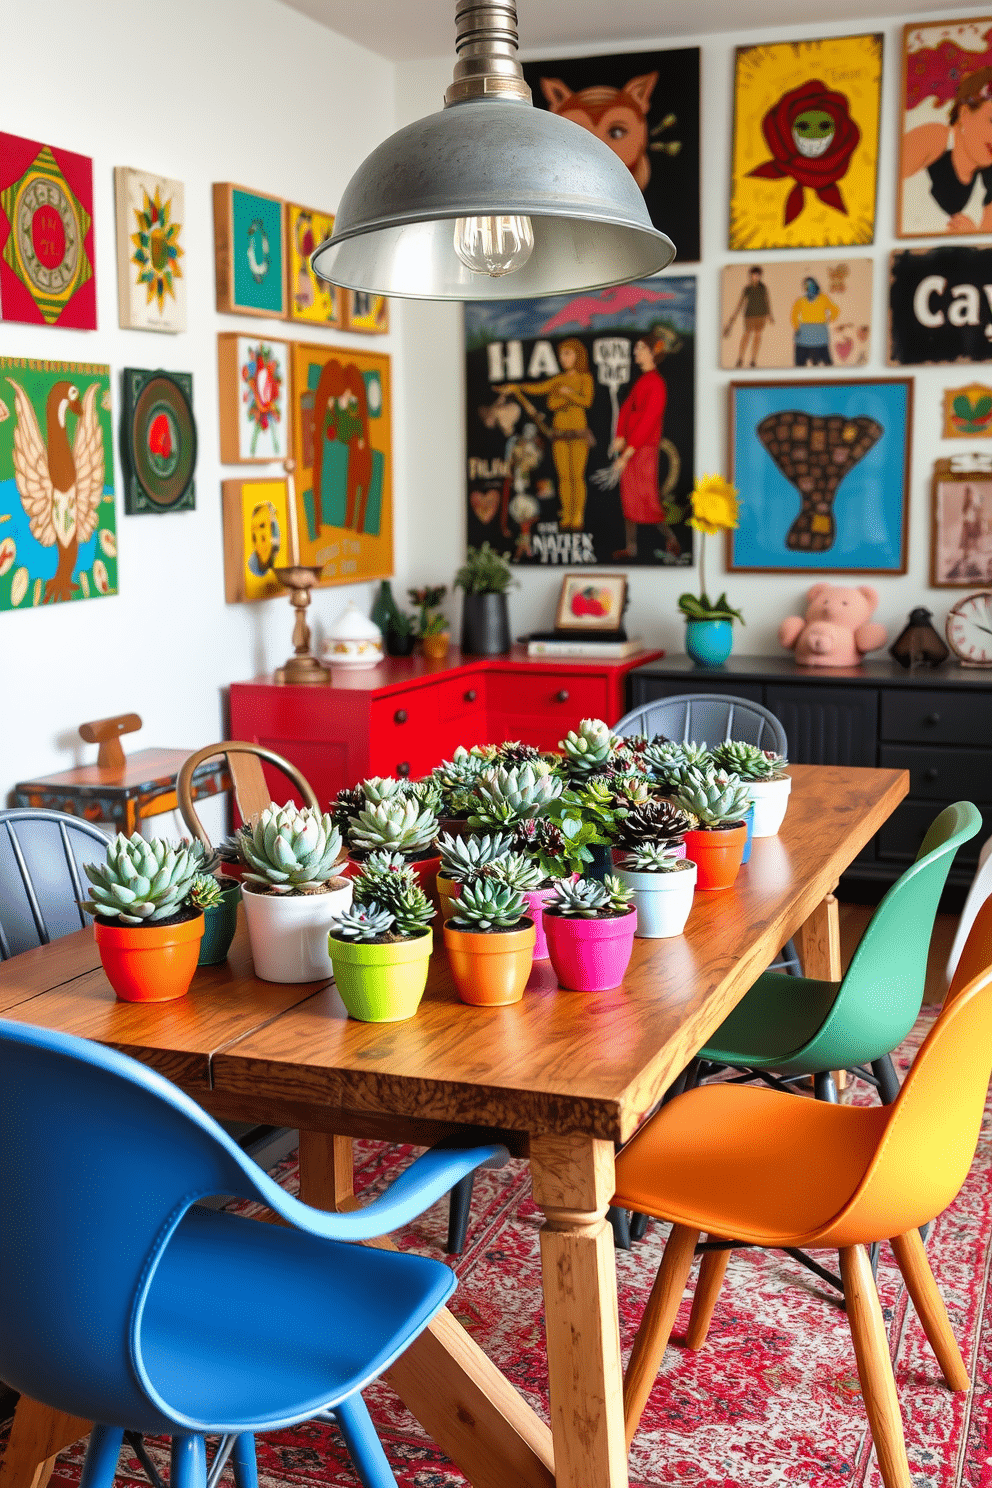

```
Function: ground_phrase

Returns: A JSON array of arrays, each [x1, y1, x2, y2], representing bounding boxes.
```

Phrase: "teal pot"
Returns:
[[685, 619, 733, 667], [741, 804, 755, 865], [197, 879, 241, 966], [461, 592, 511, 656]]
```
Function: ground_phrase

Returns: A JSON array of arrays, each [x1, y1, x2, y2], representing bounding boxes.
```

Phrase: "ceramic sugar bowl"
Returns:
[[322, 603, 384, 669]]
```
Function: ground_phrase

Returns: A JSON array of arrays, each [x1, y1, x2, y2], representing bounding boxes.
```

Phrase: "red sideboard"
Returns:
[[228, 645, 662, 807]]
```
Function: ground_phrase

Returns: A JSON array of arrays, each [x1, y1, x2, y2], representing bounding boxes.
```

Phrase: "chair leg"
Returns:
[[623, 1223, 700, 1448], [839, 1246, 912, 1488], [170, 1439, 207, 1488], [334, 1393, 398, 1488], [229, 1436, 258, 1488], [608, 1204, 632, 1249], [446, 1172, 474, 1255], [79, 1426, 124, 1488], [630, 1211, 650, 1242], [814, 1071, 838, 1103], [685, 1244, 731, 1350], [872, 1054, 901, 1105], [890, 1229, 969, 1390]]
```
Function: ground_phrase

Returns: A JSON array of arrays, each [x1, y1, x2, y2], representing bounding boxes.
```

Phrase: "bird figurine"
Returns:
[[8, 378, 105, 604]]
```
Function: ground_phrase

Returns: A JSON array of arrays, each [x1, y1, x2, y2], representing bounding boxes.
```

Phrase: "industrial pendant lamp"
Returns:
[[312, 0, 677, 301]]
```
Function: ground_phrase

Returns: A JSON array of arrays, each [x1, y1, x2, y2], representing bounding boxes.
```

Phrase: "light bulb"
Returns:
[[453, 215, 535, 278]]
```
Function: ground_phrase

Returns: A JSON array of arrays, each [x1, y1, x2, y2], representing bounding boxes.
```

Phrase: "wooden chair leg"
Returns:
[[685, 1244, 731, 1350], [623, 1223, 700, 1449], [839, 1245, 912, 1488], [890, 1229, 969, 1391], [0, 1399, 91, 1488]]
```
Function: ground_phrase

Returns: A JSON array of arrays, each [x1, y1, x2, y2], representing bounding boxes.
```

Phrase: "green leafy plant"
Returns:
[[611, 798, 690, 853], [545, 874, 633, 919], [239, 804, 345, 893], [189, 873, 224, 910], [642, 740, 711, 791], [81, 834, 202, 925], [328, 901, 396, 943], [483, 852, 545, 892], [347, 797, 439, 858], [621, 843, 692, 873], [676, 475, 745, 624], [448, 877, 528, 931], [437, 831, 515, 884], [350, 852, 435, 938], [453, 541, 516, 595], [511, 816, 595, 880], [387, 609, 415, 638], [409, 585, 448, 636], [559, 717, 622, 777], [709, 741, 787, 782], [467, 762, 564, 829], [674, 767, 752, 828]]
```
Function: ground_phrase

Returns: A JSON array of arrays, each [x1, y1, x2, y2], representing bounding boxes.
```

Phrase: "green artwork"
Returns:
[[232, 189, 284, 316], [0, 357, 117, 610]]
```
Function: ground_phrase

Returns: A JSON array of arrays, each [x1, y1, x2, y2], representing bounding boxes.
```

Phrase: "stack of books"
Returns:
[[523, 632, 646, 660]]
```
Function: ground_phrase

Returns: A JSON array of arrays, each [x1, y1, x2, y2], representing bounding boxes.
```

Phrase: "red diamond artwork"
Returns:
[[0, 131, 96, 329]]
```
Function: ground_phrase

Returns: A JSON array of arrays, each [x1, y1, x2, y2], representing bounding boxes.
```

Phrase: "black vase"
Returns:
[[385, 629, 416, 657], [461, 592, 511, 656]]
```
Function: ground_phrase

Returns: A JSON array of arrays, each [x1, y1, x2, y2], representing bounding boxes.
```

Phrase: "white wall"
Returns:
[[394, 6, 992, 658], [0, 0, 398, 822]]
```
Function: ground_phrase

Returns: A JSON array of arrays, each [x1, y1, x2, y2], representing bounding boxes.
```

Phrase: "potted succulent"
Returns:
[[542, 874, 637, 992], [443, 877, 536, 1006], [454, 542, 516, 656], [709, 741, 791, 838], [385, 607, 417, 658], [80, 834, 205, 1003], [466, 759, 564, 831], [187, 840, 242, 966], [641, 739, 711, 795], [342, 777, 441, 897], [238, 803, 352, 982], [612, 842, 697, 939], [610, 796, 691, 867], [431, 747, 494, 837], [410, 584, 450, 661], [326, 852, 436, 1022], [436, 830, 514, 919], [673, 768, 753, 891], [558, 718, 626, 779]]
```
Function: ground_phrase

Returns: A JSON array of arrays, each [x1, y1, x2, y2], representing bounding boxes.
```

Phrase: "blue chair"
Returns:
[[0, 1020, 506, 1488], [0, 807, 110, 959]]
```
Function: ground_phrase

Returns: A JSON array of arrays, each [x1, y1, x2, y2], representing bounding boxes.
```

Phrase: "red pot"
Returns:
[[543, 908, 637, 992], [94, 912, 204, 1002], [683, 823, 748, 891]]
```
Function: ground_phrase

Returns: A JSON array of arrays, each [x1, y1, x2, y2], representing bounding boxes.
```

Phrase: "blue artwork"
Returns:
[[729, 379, 912, 574]]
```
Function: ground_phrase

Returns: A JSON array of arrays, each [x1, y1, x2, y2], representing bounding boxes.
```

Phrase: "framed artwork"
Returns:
[[464, 277, 696, 568], [289, 342, 393, 587], [114, 167, 185, 333], [286, 202, 342, 327], [343, 291, 389, 334], [944, 383, 992, 437], [213, 183, 285, 318], [931, 454, 992, 586], [890, 246, 992, 365], [728, 378, 912, 574], [554, 573, 627, 630], [720, 258, 872, 371], [521, 46, 701, 263], [0, 132, 96, 328], [120, 369, 196, 515], [729, 34, 883, 251], [217, 334, 290, 463], [898, 18, 992, 238], [221, 478, 291, 602], [0, 358, 117, 609]]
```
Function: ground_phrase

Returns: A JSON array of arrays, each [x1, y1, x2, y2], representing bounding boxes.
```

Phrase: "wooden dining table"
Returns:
[[0, 763, 909, 1488]]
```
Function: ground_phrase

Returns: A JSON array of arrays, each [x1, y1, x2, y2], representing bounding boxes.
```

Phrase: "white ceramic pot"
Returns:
[[322, 602, 384, 669], [748, 776, 792, 838], [613, 860, 697, 938], [242, 881, 353, 982]]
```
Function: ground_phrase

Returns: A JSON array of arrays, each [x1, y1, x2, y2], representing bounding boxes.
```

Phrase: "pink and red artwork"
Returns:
[[0, 132, 96, 329]]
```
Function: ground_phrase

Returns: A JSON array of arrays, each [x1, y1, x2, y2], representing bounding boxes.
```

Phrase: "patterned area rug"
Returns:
[[3, 1014, 990, 1488]]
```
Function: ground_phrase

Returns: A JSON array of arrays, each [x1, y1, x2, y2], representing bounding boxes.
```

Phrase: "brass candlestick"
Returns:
[[274, 565, 329, 685]]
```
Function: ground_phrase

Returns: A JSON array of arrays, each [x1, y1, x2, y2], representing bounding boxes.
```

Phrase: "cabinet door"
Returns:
[[765, 685, 878, 767]]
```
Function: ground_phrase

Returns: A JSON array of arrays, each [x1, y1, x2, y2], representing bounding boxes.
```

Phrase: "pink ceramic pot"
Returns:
[[543, 908, 637, 992], [520, 884, 561, 960]]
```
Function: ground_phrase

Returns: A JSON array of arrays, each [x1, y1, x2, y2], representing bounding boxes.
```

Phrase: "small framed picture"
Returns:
[[217, 333, 291, 463], [212, 182, 286, 318], [221, 477, 293, 602], [343, 291, 389, 334], [931, 456, 992, 587], [554, 573, 627, 631]]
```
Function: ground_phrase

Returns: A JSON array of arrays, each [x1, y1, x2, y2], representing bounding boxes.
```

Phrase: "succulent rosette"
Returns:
[[748, 79, 862, 226]]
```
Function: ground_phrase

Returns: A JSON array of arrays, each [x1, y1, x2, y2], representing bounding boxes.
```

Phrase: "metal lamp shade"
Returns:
[[312, 99, 677, 301]]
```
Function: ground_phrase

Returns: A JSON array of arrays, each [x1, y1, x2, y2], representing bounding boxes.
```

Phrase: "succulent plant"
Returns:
[[709, 741, 787, 781], [448, 877, 528, 931], [621, 843, 690, 873], [351, 853, 435, 937], [674, 767, 753, 828], [239, 804, 345, 893], [545, 874, 633, 918], [187, 839, 222, 876], [467, 761, 564, 829], [407, 776, 445, 814], [330, 784, 367, 833], [189, 873, 224, 909], [328, 900, 396, 943], [483, 852, 545, 892], [642, 740, 711, 789], [347, 797, 439, 856], [216, 829, 250, 864], [611, 798, 691, 852], [432, 748, 491, 801], [559, 717, 620, 776], [437, 830, 515, 884], [360, 775, 406, 804], [81, 834, 201, 925], [493, 740, 543, 766]]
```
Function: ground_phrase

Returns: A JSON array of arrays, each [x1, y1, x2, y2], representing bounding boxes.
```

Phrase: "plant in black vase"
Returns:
[[454, 542, 517, 656]]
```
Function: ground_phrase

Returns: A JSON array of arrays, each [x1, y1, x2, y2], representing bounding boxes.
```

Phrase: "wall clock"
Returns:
[[945, 591, 992, 668]]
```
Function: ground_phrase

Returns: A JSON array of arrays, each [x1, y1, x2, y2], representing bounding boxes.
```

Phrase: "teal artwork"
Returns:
[[213, 183, 286, 317]]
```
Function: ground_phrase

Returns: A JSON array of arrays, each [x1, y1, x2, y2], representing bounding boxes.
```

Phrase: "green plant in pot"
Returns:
[[327, 852, 436, 1022], [541, 874, 637, 992], [641, 739, 711, 794], [709, 741, 791, 839], [611, 796, 691, 865], [443, 876, 535, 1007], [431, 747, 494, 835], [80, 834, 205, 1003], [436, 830, 515, 918], [559, 717, 625, 779], [238, 803, 351, 982], [187, 840, 242, 966], [454, 541, 516, 656], [410, 584, 450, 660], [385, 606, 416, 657], [345, 785, 441, 899], [677, 474, 744, 667], [466, 760, 564, 830], [611, 835, 697, 940], [674, 766, 753, 891]]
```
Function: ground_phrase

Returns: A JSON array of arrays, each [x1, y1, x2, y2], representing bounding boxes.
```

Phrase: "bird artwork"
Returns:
[[8, 377, 105, 603]]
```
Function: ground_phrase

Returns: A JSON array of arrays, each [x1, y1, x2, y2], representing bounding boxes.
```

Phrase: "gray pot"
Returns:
[[461, 592, 511, 656]]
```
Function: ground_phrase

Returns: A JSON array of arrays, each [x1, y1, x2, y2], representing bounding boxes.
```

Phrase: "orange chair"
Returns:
[[612, 895, 992, 1488]]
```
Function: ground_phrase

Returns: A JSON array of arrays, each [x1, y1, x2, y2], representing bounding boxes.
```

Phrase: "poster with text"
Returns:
[[889, 245, 992, 363]]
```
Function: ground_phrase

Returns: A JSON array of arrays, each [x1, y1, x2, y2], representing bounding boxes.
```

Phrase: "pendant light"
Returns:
[[312, 0, 677, 301]]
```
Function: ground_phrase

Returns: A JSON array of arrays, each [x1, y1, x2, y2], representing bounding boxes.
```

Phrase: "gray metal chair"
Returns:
[[0, 808, 110, 960], [615, 693, 788, 754]]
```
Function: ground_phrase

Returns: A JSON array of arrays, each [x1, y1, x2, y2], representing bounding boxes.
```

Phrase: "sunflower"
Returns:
[[688, 474, 739, 536]]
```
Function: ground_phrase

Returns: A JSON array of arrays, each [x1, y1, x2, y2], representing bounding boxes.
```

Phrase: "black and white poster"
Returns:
[[890, 246, 992, 364]]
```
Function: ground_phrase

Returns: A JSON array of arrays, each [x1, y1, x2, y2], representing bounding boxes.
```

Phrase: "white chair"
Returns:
[[947, 834, 992, 985]]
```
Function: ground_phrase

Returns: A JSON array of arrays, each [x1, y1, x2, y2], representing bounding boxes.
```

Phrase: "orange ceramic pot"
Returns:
[[421, 633, 450, 661], [443, 919, 536, 1006], [94, 912, 204, 1002], [683, 823, 748, 891]]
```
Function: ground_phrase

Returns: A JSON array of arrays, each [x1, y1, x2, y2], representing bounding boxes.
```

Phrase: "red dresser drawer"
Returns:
[[369, 687, 441, 780], [487, 669, 610, 749]]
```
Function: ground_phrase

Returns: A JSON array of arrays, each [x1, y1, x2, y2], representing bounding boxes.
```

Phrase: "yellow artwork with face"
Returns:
[[730, 33, 883, 250], [286, 203, 342, 327], [222, 478, 290, 602]]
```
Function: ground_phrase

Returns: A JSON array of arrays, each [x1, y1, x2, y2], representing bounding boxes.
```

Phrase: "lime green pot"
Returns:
[[327, 929, 432, 1022], [197, 879, 241, 966]]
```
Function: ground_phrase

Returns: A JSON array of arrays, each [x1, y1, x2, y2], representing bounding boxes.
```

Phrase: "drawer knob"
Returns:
[[554, 688, 570, 703], [464, 688, 477, 702], [924, 712, 940, 726], [396, 761, 411, 778], [924, 766, 939, 781], [394, 708, 408, 724]]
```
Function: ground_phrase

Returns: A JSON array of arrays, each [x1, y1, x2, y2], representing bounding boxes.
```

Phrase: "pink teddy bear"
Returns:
[[779, 583, 888, 668]]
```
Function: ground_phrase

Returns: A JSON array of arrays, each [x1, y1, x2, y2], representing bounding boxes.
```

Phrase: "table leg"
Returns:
[[797, 889, 846, 1090], [0, 1399, 90, 1488], [530, 1133, 629, 1488]]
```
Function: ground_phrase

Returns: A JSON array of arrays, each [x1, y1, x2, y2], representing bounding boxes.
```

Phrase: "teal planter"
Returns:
[[685, 619, 733, 667], [197, 880, 241, 966]]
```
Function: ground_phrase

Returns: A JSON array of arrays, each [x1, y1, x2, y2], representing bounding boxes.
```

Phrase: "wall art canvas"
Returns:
[[0, 358, 116, 609], [221, 477, 291, 602], [899, 18, 992, 238], [217, 334, 290, 464], [0, 132, 96, 328], [729, 34, 883, 251], [728, 378, 912, 574], [464, 278, 696, 568], [720, 258, 873, 370], [289, 343, 392, 587], [521, 47, 701, 263], [931, 453, 992, 585], [343, 291, 389, 335], [286, 202, 342, 327], [890, 246, 992, 364], [114, 167, 185, 333], [121, 369, 196, 515], [213, 183, 285, 318], [944, 382, 992, 436]]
